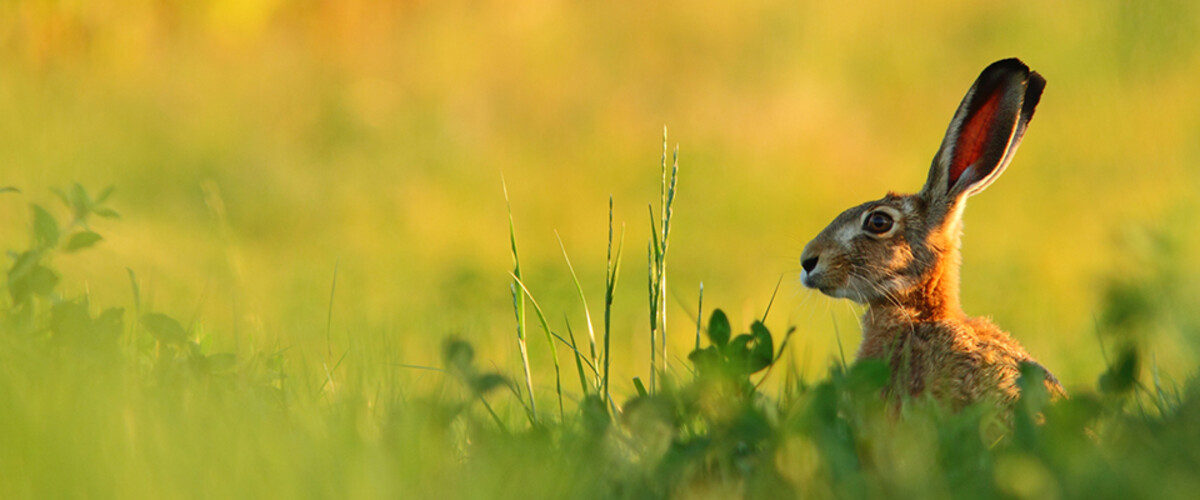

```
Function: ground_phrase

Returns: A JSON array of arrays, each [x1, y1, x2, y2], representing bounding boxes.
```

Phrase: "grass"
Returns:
[[3, 155, 1200, 499]]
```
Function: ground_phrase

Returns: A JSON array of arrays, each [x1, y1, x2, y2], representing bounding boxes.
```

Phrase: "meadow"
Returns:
[[2, 0, 1200, 498]]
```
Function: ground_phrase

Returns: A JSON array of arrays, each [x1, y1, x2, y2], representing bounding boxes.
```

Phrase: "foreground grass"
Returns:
[[2, 180, 1199, 499]]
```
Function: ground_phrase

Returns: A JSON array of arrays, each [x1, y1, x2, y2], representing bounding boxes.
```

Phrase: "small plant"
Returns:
[[3, 184, 249, 388], [5, 184, 119, 336], [687, 309, 784, 395]]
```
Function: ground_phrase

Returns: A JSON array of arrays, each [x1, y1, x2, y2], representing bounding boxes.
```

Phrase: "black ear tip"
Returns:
[[986, 58, 1032, 74], [1026, 70, 1047, 100], [1023, 70, 1047, 118], [1028, 70, 1047, 92]]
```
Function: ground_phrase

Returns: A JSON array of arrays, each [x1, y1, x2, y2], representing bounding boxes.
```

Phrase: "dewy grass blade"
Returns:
[[503, 176, 537, 421]]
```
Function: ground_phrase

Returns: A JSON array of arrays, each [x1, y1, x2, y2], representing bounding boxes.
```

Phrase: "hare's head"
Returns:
[[800, 59, 1045, 312]]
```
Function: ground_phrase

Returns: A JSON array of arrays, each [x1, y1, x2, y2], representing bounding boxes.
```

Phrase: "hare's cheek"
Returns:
[[884, 245, 916, 271]]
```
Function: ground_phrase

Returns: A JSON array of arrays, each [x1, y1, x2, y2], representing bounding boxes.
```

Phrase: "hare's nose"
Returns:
[[801, 255, 819, 273]]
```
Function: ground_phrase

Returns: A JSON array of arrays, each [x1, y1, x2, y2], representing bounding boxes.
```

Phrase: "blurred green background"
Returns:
[[2, 0, 1199, 396]]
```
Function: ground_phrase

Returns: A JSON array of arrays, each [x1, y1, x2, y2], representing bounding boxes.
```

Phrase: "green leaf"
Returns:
[[32, 204, 59, 250], [471, 373, 508, 394], [68, 182, 91, 218], [64, 231, 103, 252], [95, 307, 125, 340], [748, 321, 774, 373], [687, 346, 722, 374], [126, 268, 141, 311], [0, 186, 18, 194], [845, 359, 891, 393], [51, 187, 69, 206], [8, 263, 58, 304], [142, 313, 187, 345], [93, 208, 120, 219], [443, 338, 475, 374], [7, 250, 41, 282], [51, 299, 92, 339], [725, 334, 755, 374], [95, 185, 115, 204], [1099, 346, 1140, 395], [23, 266, 59, 300], [632, 377, 648, 397], [205, 353, 238, 373], [707, 309, 731, 347], [727, 333, 753, 357]]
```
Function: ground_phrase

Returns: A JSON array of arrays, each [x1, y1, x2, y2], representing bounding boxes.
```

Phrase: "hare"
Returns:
[[799, 58, 1065, 408]]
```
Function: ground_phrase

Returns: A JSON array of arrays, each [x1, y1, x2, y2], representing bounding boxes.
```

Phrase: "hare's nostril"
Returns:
[[801, 256, 819, 273]]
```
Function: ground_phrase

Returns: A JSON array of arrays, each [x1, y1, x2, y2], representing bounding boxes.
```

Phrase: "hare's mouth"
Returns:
[[800, 270, 823, 290], [803, 271, 871, 304], [802, 271, 847, 298]]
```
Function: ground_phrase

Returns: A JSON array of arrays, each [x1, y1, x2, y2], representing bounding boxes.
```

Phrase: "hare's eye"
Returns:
[[863, 211, 894, 234]]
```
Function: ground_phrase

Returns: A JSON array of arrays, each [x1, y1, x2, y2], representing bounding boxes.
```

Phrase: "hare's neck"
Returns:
[[862, 244, 965, 333]]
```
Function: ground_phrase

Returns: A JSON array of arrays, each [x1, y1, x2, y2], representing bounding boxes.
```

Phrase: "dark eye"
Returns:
[[863, 211, 894, 234]]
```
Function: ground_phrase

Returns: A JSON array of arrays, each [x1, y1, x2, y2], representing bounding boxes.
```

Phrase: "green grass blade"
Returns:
[[658, 144, 679, 389], [503, 176, 537, 421], [603, 197, 615, 410], [556, 231, 600, 389], [550, 328, 601, 377], [647, 237, 657, 394], [694, 282, 704, 352], [325, 258, 339, 360], [509, 271, 566, 423], [541, 319, 626, 410], [761, 274, 784, 323], [603, 194, 625, 412], [564, 318, 590, 396]]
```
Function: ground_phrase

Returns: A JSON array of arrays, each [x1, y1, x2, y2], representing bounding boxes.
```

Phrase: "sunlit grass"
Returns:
[[2, 175, 1198, 498]]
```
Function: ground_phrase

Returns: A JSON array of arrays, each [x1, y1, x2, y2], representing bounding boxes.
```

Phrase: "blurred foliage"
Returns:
[[2, 207, 1199, 497]]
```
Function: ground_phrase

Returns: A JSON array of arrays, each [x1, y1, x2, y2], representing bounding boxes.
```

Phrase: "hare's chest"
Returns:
[[859, 322, 991, 400]]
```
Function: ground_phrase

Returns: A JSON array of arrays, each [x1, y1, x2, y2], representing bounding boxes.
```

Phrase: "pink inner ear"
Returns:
[[949, 90, 1003, 186]]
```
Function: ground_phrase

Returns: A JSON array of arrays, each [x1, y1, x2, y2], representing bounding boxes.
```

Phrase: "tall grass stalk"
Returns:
[[694, 282, 704, 352], [325, 259, 339, 360], [503, 178, 538, 421], [647, 236, 657, 392], [648, 128, 679, 393], [509, 272, 566, 422], [603, 196, 625, 410], [761, 274, 784, 322], [565, 319, 590, 395], [556, 231, 600, 391], [545, 324, 614, 406]]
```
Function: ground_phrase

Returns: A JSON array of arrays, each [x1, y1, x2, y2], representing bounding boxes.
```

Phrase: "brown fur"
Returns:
[[799, 59, 1064, 408]]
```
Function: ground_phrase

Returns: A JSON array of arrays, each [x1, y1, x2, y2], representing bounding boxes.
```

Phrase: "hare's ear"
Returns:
[[921, 59, 1045, 202]]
